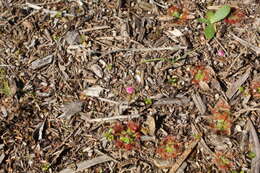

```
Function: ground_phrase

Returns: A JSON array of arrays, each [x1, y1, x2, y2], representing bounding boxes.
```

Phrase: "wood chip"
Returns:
[[154, 97, 190, 106], [82, 86, 104, 97], [146, 116, 156, 136], [226, 67, 251, 99], [0, 105, 7, 117], [230, 33, 260, 55], [31, 55, 53, 70], [59, 155, 113, 173], [59, 101, 83, 119], [90, 64, 103, 78], [65, 31, 80, 45], [248, 119, 260, 173], [191, 92, 206, 114], [33, 119, 47, 141], [0, 153, 4, 164]]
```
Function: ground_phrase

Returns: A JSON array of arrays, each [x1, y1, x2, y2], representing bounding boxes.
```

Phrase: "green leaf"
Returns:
[[197, 18, 210, 24], [209, 5, 231, 23], [120, 136, 133, 144], [144, 98, 153, 105], [206, 11, 215, 20], [204, 23, 215, 39], [172, 11, 181, 18], [247, 151, 256, 159]]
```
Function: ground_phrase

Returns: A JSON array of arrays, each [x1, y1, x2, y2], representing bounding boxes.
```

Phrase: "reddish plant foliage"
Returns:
[[210, 99, 232, 135], [167, 5, 190, 24], [250, 81, 260, 98], [214, 152, 234, 171], [191, 66, 211, 85], [112, 122, 124, 133], [127, 120, 140, 132], [224, 8, 245, 24], [105, 121, 141, 150], [157, 136, 182, 159]]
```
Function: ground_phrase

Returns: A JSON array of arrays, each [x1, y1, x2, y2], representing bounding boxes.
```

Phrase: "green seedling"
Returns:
[[247, 151, 256, 159], [144, 98, 153, 105], [168, 77, 178, 85], [0, 68, 11, 96], [198, 5, 231, 39]]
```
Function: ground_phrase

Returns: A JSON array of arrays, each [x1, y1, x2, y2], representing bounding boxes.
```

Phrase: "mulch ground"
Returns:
[[0, 0, 260, 173]]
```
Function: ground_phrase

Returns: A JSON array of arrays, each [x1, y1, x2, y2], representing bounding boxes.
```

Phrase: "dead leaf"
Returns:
[[33, 119, 47, 141], [90, 64, 103, 78], [59, 101, 83, 119], [82, 86, 104, 97], [31, 55, 53, 70], [191, 92, 206, 114], [146, 116, 156, 136]]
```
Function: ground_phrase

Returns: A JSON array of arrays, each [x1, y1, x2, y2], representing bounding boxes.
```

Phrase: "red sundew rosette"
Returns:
[[167, 5, 181, 17], [191, 66, 212, 85], [224, 8, 245, 24], [212, 111, 232, 135], [113, 121, 141, 150], [210, 99, 232, 135], [157, 136, 182, 159], [112, 122, 124, 134], [127, 121, 140, 132], [214, 152, 234, 171], [167, 5, 190, 24]]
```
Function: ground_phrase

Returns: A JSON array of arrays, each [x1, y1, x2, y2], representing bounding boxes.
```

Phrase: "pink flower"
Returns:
[[126, 87, 134, 94], [217, 50, 225, 56]]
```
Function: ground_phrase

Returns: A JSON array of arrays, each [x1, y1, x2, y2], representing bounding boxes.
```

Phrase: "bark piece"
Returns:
[[226, 67, 251, 99], [31, 55, 53, 70]]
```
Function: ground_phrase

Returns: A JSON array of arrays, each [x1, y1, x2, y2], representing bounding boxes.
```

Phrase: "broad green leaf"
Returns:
[[197, 18, 210, 24], [247, 151, 256, 159], [206, 11, 214, 20], [210, 5, 231, 23], [204, 23, 215, 39]]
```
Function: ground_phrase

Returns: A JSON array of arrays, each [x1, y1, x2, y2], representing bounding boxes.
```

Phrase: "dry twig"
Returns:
[[230, 33, 260, 55], [88, 114, 141, 122], [248, 118, 260, 173]]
